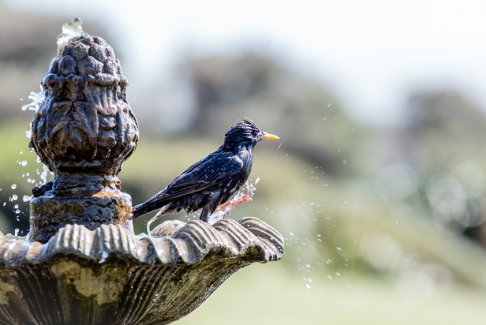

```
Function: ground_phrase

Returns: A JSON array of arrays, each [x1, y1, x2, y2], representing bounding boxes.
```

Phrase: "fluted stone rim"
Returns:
[[0, 217, 284, 267]]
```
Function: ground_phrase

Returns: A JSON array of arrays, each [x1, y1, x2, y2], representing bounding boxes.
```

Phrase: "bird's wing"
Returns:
[[132, 149, 246, 218], [132, 149, 249, 219], [159, 151, 244, 200]]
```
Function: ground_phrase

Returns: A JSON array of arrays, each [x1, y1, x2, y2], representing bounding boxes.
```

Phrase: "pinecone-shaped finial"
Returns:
[[31, 32, 138, 174], [29, 23, 139, 243]]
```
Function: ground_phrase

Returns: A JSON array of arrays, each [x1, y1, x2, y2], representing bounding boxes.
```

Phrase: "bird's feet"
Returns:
[[215, 188, 254, 213], [211, 179, 259, 222]]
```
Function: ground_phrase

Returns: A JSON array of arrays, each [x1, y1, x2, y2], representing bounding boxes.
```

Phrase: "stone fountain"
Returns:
[[0, 20, 283, 325]]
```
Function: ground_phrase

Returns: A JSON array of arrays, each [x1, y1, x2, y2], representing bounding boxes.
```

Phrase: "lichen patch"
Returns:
[[50, 260, 126, 305]]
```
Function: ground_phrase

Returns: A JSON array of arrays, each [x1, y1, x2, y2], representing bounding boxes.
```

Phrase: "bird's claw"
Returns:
[[215, 187, 254, 213]]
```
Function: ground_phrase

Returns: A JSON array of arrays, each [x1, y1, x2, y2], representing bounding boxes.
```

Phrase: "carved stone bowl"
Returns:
[[0, 217, 283, 325]]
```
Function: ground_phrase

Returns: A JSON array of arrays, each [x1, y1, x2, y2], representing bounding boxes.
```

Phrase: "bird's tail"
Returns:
[[131, 195, 170, 219]]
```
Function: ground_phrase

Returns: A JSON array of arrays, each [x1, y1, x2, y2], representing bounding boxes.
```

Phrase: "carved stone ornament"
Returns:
[[28, 22, 139, 243], [0, 19, 284, 325]]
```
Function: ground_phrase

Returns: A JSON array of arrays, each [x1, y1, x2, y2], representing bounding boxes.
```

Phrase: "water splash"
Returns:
[[146, 178, 261, 235], [21, 87, 44, 113], [209, 177, 260, 222], [5, 84, 52, 233], [57, 18, 85, 52], [39, 164, 51, 185]]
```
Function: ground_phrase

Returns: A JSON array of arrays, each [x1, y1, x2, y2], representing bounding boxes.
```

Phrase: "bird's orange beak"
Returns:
[[261, 131, 280, 140]]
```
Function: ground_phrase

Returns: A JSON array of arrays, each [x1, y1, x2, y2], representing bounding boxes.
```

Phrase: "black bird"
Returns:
[[131, 119, 279, 227]]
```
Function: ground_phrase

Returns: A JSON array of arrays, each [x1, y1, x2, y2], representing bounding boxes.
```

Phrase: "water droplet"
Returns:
[[11, 184, 17, 190], [22, 195, 31, 202], [19, 160, 28, 167], [14, 228, 19, 236], [303, 276, 313, 289], [40, 164, 51, 184], [9, 195, 18, 201]]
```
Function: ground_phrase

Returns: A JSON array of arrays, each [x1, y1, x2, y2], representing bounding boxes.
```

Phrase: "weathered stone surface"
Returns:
[[28, 33, 139, 243], [0, 217, 283, 325], [31, 34, 138, 175]]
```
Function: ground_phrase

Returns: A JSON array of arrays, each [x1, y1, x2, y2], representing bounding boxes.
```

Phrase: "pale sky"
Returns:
[[7, 0, 486, 125]]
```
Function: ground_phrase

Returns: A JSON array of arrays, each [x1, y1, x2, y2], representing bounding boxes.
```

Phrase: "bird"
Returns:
[[131, 119, 279, 231]]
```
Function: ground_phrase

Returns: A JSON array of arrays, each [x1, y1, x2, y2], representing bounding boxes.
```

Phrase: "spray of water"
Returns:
[[21, 87, 43, 113], [210, 177, 260, 221], [0, 87, 50, 236], [146, 178, 260, 235], [57, 18, 85, 52]]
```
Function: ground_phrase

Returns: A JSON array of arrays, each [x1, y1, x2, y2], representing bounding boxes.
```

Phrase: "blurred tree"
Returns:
[[177, 53, 364, 176], [399, 90, 486, 246]]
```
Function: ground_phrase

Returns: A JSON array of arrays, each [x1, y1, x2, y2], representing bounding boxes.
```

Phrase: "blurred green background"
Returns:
[[2, 1, 486, 324]]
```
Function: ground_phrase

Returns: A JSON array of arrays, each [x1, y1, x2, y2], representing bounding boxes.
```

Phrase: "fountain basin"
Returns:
[[0, 217, 283, 325]]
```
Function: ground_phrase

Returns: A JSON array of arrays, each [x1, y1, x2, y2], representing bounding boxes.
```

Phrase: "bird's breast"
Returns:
[[238, 147, 253, 162]]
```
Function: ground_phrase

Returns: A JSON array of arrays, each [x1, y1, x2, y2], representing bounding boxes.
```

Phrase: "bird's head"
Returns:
[[223, 119, 279, 150]]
